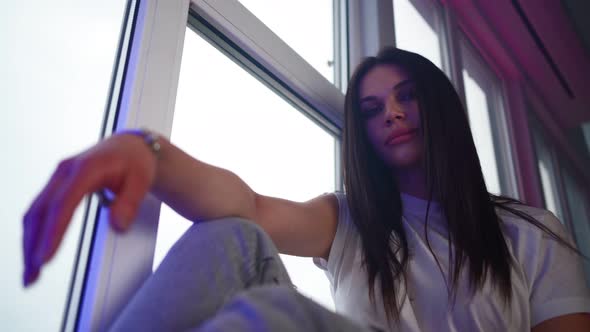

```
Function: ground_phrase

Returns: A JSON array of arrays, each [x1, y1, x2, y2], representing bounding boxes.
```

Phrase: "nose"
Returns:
[[384, 98, 406, 127]]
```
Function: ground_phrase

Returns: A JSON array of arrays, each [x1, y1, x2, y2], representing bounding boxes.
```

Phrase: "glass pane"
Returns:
[[462, 70, 502, 195], [152, 28, 337, 311], [563, 168, 590, 286], [0, 1, 127, 330], [237, 0, 335, 82], [539, 160, 560, 217], [533, 132, 564, 221], [393, 0, 442, 69]]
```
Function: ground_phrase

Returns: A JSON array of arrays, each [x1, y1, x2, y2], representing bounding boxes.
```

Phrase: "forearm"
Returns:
[[150, 136, 257, 222]]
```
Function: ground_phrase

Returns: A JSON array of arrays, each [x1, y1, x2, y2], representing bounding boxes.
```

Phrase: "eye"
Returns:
[[397, 88, 416, 102], [360, 104, 384, 118]]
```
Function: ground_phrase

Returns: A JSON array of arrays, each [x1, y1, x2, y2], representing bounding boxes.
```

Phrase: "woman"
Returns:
[[22, 47, 590, 331]]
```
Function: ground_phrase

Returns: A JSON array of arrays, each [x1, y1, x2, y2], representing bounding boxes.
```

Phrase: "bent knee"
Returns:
[[198, 217, 267, 237], [227, 285, 303, 314], [183, 217, 275, 249]]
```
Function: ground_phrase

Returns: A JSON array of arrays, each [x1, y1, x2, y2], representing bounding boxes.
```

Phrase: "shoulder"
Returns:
[[313, 191, 360, 271], [331, 192, 355, 228], [495, 202, 555, 222], [316, 191, 350, 221], [306, 192, 340, 222], [494, 202, 576, 278], [495, 204, 590, 326], [495, 203, 568, 240]]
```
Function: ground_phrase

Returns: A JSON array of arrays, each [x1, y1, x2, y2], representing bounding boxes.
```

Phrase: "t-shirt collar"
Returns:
[[400, 192, 441, 215], [400, 192, 446, 232]]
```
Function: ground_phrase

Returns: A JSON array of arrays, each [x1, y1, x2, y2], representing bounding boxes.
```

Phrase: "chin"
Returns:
[[381, 146, 423, 169], [388, 157, 422, 169]]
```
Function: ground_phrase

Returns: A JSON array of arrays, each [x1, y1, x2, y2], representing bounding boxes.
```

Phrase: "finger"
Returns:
[[23, 268, 40, 288], [108, 171, 151, 232], [23, 160, 72, 284], [35, 156, 124, 266], [23, 208, 46, 286], [23, 208, 46, 287]]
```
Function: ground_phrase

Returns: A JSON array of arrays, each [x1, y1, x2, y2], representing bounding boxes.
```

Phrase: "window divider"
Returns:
[[461, 33, 520, 197], [347, 0, 395, 71], [193, 0, 345, 130], [75, 0, 190, 330], [551, 145, 575, 233], [334, 0, 349, 93], [440, 5, 466, 107]]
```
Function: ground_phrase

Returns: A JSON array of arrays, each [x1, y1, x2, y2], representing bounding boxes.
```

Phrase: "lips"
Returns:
[[385, 128, 418, 146]]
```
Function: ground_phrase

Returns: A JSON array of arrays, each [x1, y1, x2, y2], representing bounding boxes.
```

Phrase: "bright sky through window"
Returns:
[[393, 0, 442, 69], [153, 27, 337, 311], [462, 70, 502, 195], [238, 0, 335, 82], [1, 1, 127, 330]]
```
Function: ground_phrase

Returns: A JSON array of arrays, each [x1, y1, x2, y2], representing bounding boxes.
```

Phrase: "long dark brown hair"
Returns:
[[342, 47, 577, 321]]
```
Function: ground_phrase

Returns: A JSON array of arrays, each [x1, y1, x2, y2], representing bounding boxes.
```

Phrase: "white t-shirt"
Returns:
[[314, 192, 590, 331]]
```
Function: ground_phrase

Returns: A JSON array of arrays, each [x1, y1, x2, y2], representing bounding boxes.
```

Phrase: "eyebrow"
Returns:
[[359, 79, 415, 104]]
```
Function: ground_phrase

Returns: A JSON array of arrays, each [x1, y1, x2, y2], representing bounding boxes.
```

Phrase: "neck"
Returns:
[[393, 166, 430, 200]]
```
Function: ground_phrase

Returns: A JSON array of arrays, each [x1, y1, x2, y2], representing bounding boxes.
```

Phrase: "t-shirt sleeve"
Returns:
[[313, 192, 354, 286], [517, 210, 590, 326]]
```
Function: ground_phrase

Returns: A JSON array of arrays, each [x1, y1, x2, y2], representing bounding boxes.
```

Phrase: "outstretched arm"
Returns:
[[152, 135, 338, 257], [23, 131, 337, 286]]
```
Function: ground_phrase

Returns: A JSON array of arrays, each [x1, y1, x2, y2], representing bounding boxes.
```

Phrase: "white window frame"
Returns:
[[192, 0, 344, 128], [385, 0, 590, 223], [560, 161, 590, 286], [348, 0, 395, 71], [63, 0, 590, 329], [440, 6, 466, 104], [459, 33, 519, 198], [386, 0, 590, 285], [390, 0, 469, 119], [387, 0, 519, 198], [68, 1, 190, 331], [530, 120, 570, 227], [65, 0, 349, 330]]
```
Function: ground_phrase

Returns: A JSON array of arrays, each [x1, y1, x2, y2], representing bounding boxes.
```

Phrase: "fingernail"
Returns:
[[24, 271, 32, 287], [111, 215, 129, 232], [111, 215, 123, 232], [23, 271, 30, 287], [23, 268, 39, 287]]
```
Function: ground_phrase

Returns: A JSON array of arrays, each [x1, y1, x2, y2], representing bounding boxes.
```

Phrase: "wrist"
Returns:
[[118, 128, 162, 159]]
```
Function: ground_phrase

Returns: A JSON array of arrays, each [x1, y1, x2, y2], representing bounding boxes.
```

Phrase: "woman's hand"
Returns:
[[22, 133, 158, 287]]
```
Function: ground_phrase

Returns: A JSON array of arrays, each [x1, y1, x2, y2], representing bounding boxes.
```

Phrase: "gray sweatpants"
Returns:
[[109, 217, 371, 332]]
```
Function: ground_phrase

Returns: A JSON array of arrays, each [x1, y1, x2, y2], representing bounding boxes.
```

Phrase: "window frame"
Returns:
[[348, 0, 395, 71], [192, 0, 345, 128], [530, 118, 570, 228], [524, 82, 590, 202], [391, 0, 520, 198], [440, 6, 466, 104], [392, 0, 467, 102], [71, 0, 190, 330], [391, 0, 446, 70], [459, 32, 519, 198], [61, 1, 141, 328], [65, 0, 590, 329], [560, 161, 590, 286], [71, 0, 349, 329]]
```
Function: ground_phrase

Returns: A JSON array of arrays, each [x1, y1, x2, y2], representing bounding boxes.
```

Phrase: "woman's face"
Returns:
[[358, 64, 424, 169]]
